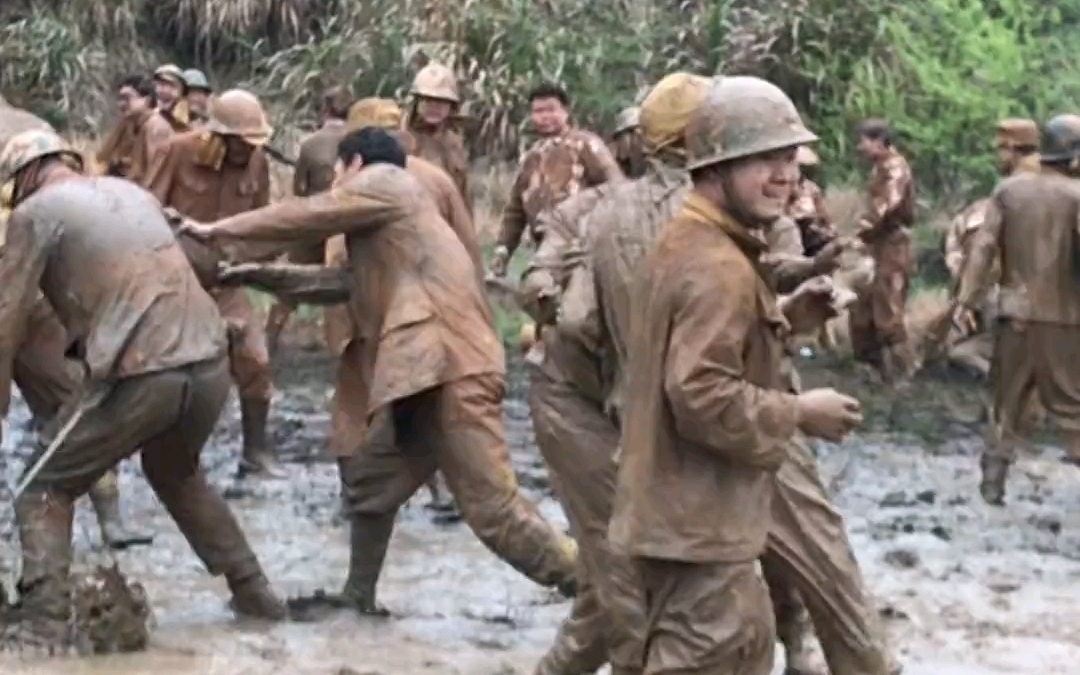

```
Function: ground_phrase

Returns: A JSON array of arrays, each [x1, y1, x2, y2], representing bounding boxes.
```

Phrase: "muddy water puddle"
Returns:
[[2, 349, 1080, 674]]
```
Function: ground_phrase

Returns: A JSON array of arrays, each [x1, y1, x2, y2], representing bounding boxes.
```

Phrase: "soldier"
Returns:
[[956, 114, 1080, 506], [849, 118, 916, 383], [405, 62, 471, 207], [183, 69, 213, 126], [0, 130, 286, 644], [264, 86, 352, 358], [490, 82, 623, 278], [608, 77, 866, 675], [184, 126, 578, 615], [143, 89, 283, 479], [609, 106, 647, 179], [940, 118, 1040, 377], [788, 145, 836, 257], [152, 64, 190, 132], [95, 74, 174, 183]]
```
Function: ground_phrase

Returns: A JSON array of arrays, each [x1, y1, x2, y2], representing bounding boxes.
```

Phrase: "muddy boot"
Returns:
[[11, 491, 77, 652], [777, 605, 827, 675], [979, 453, 1008, 506], [237, 398, 287, 480], [288, 513, 394, 621], [227, 570, 287, 620], [89, 472, 154, 551]]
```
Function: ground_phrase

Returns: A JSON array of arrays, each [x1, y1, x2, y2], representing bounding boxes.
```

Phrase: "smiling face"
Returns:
[[416, 97, 453, 127], [117, 85, 150, 117], [721, 146, 799, 225]]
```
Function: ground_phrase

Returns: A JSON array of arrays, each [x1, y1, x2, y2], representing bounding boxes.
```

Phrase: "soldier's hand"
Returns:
[[177, 220, 217, 241], [796, 388, 863, 442], [811, 241, 844, 274], [951, 305, 977, 335]]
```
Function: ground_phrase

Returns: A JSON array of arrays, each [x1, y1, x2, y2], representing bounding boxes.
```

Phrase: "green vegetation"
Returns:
[[2, 0, 1079, 199]]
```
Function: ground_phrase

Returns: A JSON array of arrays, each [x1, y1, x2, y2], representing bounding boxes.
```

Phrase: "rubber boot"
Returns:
[[89, 471, 154, 551], [979, 453, 1008, 506], [237, 398, 287, 479], [13, 490, 77, 651], [288, 513, 394, 621], [226, 570, 287, 620]]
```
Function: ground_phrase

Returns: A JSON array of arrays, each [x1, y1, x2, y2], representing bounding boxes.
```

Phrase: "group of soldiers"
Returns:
[[0, 55, 1078, 675]]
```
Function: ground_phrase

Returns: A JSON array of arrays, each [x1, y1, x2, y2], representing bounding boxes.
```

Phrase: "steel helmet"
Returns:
[[347, 98, 403, 132], [686, 76, 817, 171], [183, 69, 212, 92], [411, 63, 460, 104], [154, 64, 187, 89], [1040, 114, 1080, 163], [0, 129, 83, 184], [613, 107, 641, 137], [204, 90, 273, 146]]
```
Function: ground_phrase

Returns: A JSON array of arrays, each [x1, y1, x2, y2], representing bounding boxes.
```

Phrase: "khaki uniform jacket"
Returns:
[[407, 122, 471, 210], [96, 108, 174, 184]]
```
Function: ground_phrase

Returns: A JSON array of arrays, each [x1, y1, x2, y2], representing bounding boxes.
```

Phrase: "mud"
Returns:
[[0, 340, 1078, 674]]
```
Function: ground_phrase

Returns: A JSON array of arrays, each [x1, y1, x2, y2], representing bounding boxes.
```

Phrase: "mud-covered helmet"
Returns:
[[1040, 115, 1080, 162], [613, 107, 641, 137], [0, 129, 83, 184], [204, 89, 273, 146], [183, 69, 212, 93], [411, 63, 459, 104], [347, 97, 403, 132], [685, 76, 817, 171], [638, 72, 713, 156], [154, 64, 187, 90], [796, 145, 819, 166]]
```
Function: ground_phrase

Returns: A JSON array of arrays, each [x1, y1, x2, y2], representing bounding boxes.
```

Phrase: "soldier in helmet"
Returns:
[[143, 89, 284, 479], [850, 118, 916, 383], [183, 68, 213, 126], [608, 76, 864, 675], [406, 62, 471, 207], [0, 130, 287, 643], [96, 73, 174, 183], [153, 64, 191, 132], [490, 82, 623, 278], [609, 106, 647, 179], [956, 113, 1080, 506], [787, 145, 836, 257], [264, 85, 353, 358]]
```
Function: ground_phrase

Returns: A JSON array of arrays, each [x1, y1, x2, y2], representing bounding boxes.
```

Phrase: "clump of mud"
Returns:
[[0, 565, 152, 656]]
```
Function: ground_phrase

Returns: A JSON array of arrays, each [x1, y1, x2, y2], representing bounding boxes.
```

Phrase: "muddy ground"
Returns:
[[1, 338, 1079, 675]]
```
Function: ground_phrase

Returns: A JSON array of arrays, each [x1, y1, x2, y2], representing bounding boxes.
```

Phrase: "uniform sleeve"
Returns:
[[142, 137, 180, 203], [219, 262, 351, 305], [496, 164, 529, 256], [943, 213, 966, 281], [143, 121, 174, 170], [292, 146, 312, 197], [957, 194, 1003, 308], [521, 201, 578, 324], [663, 261, 799, 468], [761, 217, 814, 293], [582, 135, 624, 186], [863, 159, 912, 237], [0, 211, 54, 417]]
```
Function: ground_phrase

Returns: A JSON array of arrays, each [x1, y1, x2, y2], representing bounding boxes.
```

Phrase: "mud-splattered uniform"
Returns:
[[0, 176, 271, 626], [203, 164, 577, 600], [96, 108, 174, 184], [407, 120, 471, 210], [787, 177, 835, 257]]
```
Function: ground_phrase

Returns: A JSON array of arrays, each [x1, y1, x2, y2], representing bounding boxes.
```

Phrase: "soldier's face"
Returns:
[[723, 146, 798, 225], [188, 90, 210, 115], [223, 136, 254, 166], [530, 97, 569, 137], [416, 98, 453, 126], [155, 79, 181, 108], [856, 134, 883, 161], [117, 86, 149, 116]]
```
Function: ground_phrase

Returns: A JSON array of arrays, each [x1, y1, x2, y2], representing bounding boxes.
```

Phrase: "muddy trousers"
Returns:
[[528, 369, 646, 675], [849, 229, 913, 381], [982, 321, 1080, 504], [337, 374, 577, 605], [15, 357, 266, 620], [763, 442, 894, 675]]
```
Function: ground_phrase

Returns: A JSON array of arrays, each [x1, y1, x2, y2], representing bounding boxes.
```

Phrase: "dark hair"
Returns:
[[857, 118, 892, 146], [117, 74, 157, 105], [528, 82, 569, 107], [338, 127, 407, 168], [321, 86, 352, 120]]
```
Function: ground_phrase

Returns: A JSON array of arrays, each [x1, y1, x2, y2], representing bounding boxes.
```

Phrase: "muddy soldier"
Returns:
[[405, 62, 471, 208], [519, 73, 712, 675], [609, 76, 866, 675], [183, 69, 213, 126], [940, 119, 1040, 377], [184, 126, 577, 615], [0, 131, 287, 644], [143, 89, 283, 479], [153, 64, 190, 132], [849, 118, 916, 383], [788, 145, 835, 257], [96, 74, 174, 183], [490, 82, 623, 277], [264, 86, 352, 358], [956, 114, 1080, 506], [609, 106, 648, 179]]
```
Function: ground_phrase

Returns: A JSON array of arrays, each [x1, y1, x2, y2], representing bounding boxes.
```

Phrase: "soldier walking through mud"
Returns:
[[405, 62, 472, 211], [850, 118, 916, 384], [143, 89, 286, 480], [183, 126, 578, 616], [608, 76, 867, 675], [264, 86, 353, 359], [956, 114, 1080, 506], [95, 74, 174, 184], [0, 130, 287, 647]]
